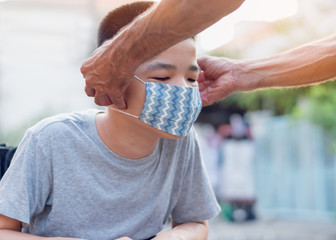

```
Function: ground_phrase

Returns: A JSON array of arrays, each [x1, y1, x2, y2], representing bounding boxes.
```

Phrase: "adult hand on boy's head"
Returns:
[[197, 56, 238, 106], [81, 39, 134, 109]]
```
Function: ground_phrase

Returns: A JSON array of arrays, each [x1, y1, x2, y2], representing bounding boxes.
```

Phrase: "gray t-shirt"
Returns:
[[0, 109, 220, 240]]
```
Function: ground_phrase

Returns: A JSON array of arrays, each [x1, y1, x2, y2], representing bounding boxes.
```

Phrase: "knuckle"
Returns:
[[85, 77, 99, 88], [85, 77, 92, 85], [85, 87, 95, 97], [80, 63, 88, 74], [95, 84, 104, 92]]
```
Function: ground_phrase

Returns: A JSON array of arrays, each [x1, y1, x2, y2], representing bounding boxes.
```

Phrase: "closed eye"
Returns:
[[152, 77, 170, 81]]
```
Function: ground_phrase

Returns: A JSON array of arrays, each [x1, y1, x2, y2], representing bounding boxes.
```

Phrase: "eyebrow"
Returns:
[[189, 65, 199, 72], [145, 62, 176, 71], [145, 62, 199, 72]]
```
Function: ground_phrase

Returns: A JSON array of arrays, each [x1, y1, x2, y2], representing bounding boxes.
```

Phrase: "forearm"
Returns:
[[173, 221, 208, 240], [236, 34, 336, 90], [112, 0, 245, 71], [155, 221, 208, 240], [0, 230, 44, 240]]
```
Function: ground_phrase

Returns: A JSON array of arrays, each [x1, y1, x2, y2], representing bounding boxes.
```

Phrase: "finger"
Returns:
[[199, 85, 210, 106], [85, 85, 96, 97], [198, 56, 222, 82], [198, 73, 214, 94], [197, 71, 204, 83], [108, 91, 127, 109], [197, 56, 211, 71], [84, 76, 98, 97], [94, 92, 113, 106], [85, 74, 100, 88], [197, 71, 207, 91], [80, 59, 91, 76], [80, 46, 103, 76], [200, 93, 211, 106]]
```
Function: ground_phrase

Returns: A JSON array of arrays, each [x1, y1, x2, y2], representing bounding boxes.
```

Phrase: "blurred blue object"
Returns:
[[0, 144, 16, 180], [252, 116, 336, 221]]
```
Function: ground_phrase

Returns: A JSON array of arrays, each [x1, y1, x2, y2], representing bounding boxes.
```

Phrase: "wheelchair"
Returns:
[[0, 144, 16, 180]]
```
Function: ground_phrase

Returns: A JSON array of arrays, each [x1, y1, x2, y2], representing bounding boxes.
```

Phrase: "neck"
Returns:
[[96, 110, 160, 159]]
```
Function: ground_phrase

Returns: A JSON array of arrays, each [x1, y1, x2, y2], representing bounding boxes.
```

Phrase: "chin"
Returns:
[[156, 129, 184, 140], [143, 122, 185, 140], [163, 133, 183, 140]]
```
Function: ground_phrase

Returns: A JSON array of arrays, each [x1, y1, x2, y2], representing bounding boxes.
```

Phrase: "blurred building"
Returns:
[[0, 0, 155, 142], [212, 0, 336, 59], [0, 0, 96, 137], [206, 0, 336, 221]]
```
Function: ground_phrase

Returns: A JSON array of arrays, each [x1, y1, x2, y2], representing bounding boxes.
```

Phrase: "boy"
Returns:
[[0, 2, 220, 240]]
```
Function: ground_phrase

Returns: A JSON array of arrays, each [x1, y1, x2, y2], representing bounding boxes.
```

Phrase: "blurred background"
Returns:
[[0, 0, 336, 239]]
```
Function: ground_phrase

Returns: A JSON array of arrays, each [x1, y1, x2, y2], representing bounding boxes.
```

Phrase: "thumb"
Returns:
[[107, 89, 127, 109], [197, 56, 216, 71], [197, 56, 213, 71], [197, 71, 207, 91]]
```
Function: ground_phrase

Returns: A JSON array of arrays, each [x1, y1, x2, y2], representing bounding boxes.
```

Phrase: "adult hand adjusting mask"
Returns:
[[109, 76, 202, 137]]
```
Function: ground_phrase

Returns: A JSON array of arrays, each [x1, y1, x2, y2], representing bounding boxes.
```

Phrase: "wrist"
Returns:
[[232, 60, 266, 92], [109, 8, 159, 73]]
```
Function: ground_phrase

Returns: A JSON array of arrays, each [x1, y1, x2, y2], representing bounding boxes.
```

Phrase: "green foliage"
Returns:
[[302, 80, 336, 134], [219, 87, 307, 115], [0, 127, 27, 147], [0, 109, 55, 146], [219, 79, 336, 134]]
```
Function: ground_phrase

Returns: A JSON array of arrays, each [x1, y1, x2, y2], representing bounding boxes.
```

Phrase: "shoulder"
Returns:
[[27, 109, 101, 141]]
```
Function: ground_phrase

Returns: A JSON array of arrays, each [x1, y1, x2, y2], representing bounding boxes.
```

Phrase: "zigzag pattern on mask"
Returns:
[[139, 82, 202, 137]]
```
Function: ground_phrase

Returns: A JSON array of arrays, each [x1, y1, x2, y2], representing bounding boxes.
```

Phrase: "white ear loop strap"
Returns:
[[108, 75, 146, 118], [134, 75, 146, 84], [108, 107, 138, 118]]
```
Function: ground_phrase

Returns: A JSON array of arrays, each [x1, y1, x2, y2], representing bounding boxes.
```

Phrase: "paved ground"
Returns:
[[208, 217, 336, 240]]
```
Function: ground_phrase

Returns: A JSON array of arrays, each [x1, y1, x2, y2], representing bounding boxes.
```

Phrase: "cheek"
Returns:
[[124, 81, 146, 116]]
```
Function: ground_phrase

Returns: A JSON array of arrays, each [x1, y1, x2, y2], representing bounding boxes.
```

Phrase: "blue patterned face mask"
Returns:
[[109, 75, 202, 137]]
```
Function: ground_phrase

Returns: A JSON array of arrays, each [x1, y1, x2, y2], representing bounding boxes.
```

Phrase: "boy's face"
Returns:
[[111, 38, 199, 139], [135, 38, 199, 88]]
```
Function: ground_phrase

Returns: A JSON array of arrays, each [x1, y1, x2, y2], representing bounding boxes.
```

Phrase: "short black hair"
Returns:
[[97, 1, 155, 47]]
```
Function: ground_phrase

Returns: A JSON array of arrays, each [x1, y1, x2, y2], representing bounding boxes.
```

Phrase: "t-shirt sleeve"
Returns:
[[171, 129, 221, 223], [0, 129, 52, 227]]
